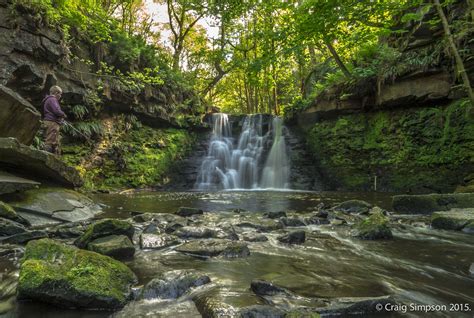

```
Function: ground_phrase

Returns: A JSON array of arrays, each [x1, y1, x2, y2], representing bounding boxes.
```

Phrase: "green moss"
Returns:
[[306, 99, 474, 192], [18, 238, 136, 309], [355, 211, 392, 239], [0, 201, 17, 220]]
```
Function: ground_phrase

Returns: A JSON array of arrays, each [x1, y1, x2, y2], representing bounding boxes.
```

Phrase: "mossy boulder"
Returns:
[[392, 193, 474, 214], [75, 219, 134, 248], [17, 238, 137, 310], [334, 200, 372, 214], [87, 235, 135, 260], [0, 201, 29, 226], [353, 211, 392, 240], [431, 209, 474, 231], [176, 239, 250, 258]]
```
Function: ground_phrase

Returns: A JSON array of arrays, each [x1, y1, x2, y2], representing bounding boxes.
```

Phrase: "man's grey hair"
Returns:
[[49, 85, 62, 95]]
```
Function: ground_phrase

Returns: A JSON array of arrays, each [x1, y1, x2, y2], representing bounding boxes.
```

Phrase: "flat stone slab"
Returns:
[[0, 137, 83, 187], [392, 193, 474, 214], [431, 209, 474, 231], [0, 170, 40, 195], [9, 187, 102, 226]]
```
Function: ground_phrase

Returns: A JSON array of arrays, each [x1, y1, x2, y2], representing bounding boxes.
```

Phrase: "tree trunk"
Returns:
[[434, 0, 474, 107], [324, 38, 351, 78]]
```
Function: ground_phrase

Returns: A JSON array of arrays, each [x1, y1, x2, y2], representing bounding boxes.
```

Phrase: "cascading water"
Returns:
[[195, 113, 290, 190]]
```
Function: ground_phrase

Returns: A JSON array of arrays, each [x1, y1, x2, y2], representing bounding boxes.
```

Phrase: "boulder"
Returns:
[[280, 217, 306, 227], [239, 305, 286, 318], [242, 233, 268, 242], [392, 193, 474, 214], [10, 188, 102, 226], [431, 209, 474, 231], [0, 217, 27, 236], [334, 200, 372, 214], [75, 219, 134, 248], [17, 238, 137, 309], [139, 270, 210, 300], [236, 219, 283, 232], [0, 200, 30, 226], [0, 85, 41, 145], [87, 235, 135, 260], [0, 171, 39, 195], [0, 138, 82, 187], [250, 279, 292, 297], [176, 239, 250, 258], [353, 211, 392, 240], [174, 226, 217, 239], [139, 233, 180, 249], [175, 207, 204, 217], [263, 211, 287, 219], [277, 230, 306, 244]]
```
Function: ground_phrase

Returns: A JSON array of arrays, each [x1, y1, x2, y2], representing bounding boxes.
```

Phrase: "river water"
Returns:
[[1, 191, 473, 317]]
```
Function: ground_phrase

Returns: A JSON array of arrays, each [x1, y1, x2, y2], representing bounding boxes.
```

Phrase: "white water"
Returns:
[[195, 113, 290, 190]]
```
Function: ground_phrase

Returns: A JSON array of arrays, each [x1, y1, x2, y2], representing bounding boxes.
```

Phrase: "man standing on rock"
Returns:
[[42, 85, 66, 155]]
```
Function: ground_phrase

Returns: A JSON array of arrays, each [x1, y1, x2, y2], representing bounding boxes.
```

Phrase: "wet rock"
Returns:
[[17, 238, 137, 310], [353, 211, 392, 240], [304, 215, 330, 225], [10, 188, 102, 226], [0, 170, 40, 196], [242, 233, 268, 242], [330, 219, 346, 226], [0, 244, 24, 257], [193, 293, 237, 317], [75, 219, 134, 248], [334, 200, 372, 214], [140, 270, 210, 300], [263, 211, 287, 219], [176, 239, 250, 258], [316, 295, 394, 316], [236, 219, 283, 232], [0, 138, 82, 187], [470, 263, 474, 276], [140, 233, 181, 249], [250, 279, 292, 296], [462, 221, 474, 234], [431, 209, 474, 231], [87, 235, 135, 260], [280, 217, 306, 227], [2, 230, 48, 244], [174, 226, 217, 239], [115, 299, 201, 318], [0, 201, 30, 226], [392, 193, 474, 214], [277, 230, 306, 244], [239, 305, 286, 318], [52, 226, 84, 239], [0, 218, 27, 236], [176, 207, 203, 217], [315, 210, 329, 218]]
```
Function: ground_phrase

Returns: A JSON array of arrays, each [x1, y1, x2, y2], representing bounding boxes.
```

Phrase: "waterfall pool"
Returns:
[[2, 190, 473, 317]]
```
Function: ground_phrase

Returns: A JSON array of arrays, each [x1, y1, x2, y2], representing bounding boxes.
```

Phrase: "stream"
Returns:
[[1, 191, 473, 317]]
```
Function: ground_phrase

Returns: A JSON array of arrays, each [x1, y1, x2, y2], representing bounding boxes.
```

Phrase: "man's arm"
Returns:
[[47, 98, 66, 118]]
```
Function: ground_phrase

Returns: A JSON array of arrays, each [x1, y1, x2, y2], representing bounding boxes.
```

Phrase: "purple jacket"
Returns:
[[42, 95, 66, 124]]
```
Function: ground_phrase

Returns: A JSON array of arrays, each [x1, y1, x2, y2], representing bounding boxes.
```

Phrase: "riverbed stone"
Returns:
[[0, 201, 29, 226], [140, 270, 210, 300], [2, 230, 48, 244], [140, 233, 181, 249], [392, 193, 474, 214], [277, 230, 306, 244], [250, 279, 292, 296], [236, 219, 283, 232], [176, 239, 250, 258], [353, 211, 392, 240], [175, 207, 203, 217], [334, 200, 372, 214], [431, 209, 474, 231], [280, 217, 306, 227], [0, 218, 27, 236], [87, 235, 135, 260], [75, 219, 134, 248], [17, 238, 137, 309], [263, 211, 287, 219], [239, 305, 286, 318], [242, 233, 268, 242], [174, 226, 217, 239]]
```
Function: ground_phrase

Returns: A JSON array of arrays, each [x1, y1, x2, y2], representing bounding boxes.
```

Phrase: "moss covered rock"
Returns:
[[334, 200, 372, 214], [87, 235, 135, 260], [176, 239, 250, 258], [75, 219, 134, 248], [354, 211, 392, 240], [431, 209, 474, 231], [393, 193, 474, 214], [0, 201, 29, 226], [17, 238, 137, 309]]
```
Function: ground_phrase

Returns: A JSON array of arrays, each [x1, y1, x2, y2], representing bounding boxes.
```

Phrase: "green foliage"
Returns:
[[62, 120, 103, 140]]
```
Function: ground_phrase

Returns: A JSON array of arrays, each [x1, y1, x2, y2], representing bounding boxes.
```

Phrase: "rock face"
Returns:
[[0, 85, 41, 145], [353, 211, 392, 240], [139, 270, 210, 300], [431, 209, 474, 231], [0, 171, 40, 195], [176, 239, 250, 258], [17, 238, 137, 309], [9, 187, 102, 226], [393, 193, 474, 214], [0, 138, 83, 187], [87, 235, 135, 260], [75, 219, 134, 248]]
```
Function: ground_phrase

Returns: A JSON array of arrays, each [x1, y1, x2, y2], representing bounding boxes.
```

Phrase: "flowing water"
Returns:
[[2, 191, 473, 318], [195, 114, 290, 190]]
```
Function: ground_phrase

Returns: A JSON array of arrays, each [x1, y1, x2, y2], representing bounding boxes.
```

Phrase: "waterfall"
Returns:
[[195, 113, 290, 190]]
